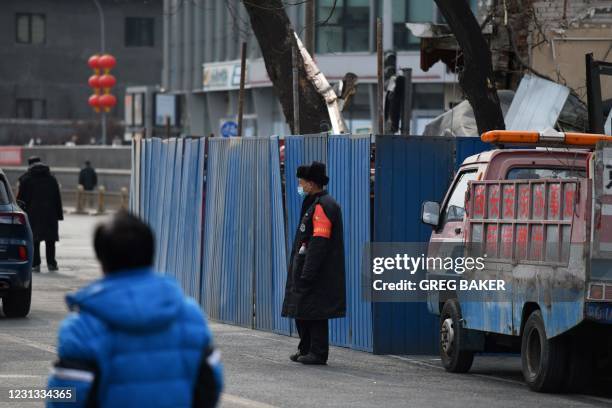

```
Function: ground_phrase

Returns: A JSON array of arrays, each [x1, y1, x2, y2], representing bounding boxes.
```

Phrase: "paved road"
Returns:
[[1, 214, 611, 408]]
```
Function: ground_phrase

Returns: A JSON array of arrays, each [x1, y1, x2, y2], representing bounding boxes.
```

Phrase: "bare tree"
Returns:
[[241, 0, 330, 134], [434, 0, 505, 135]]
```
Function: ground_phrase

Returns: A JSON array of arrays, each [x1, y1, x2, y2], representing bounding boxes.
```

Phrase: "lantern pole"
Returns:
[[92, 0, 106, 144]]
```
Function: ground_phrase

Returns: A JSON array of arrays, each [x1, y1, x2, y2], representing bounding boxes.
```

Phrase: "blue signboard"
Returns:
[[220, 121, 238, 138]]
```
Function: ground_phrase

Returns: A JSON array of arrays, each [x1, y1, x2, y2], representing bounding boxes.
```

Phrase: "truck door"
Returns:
[[431, 169, 478, 245], [427, 169, 478, 314]]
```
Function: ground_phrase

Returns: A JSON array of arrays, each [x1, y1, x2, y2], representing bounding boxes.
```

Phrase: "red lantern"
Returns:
[[98, 54, 116, 70], [88, 75, 101, 88], [88, 55, 100, 69], [98, 74, 116, 89], [88, 94, 101, 108], [98, 94, 117, 109]]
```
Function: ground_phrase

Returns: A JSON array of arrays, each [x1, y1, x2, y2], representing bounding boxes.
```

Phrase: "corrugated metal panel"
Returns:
[[176, 139, 192, 295], [202, 136, 221, 320], [269, 137, 291, 335], [138, 139, 146, 216], [202, 138, 243, 324], [327, 136, 351, 348], [201, 137, 285, 329], [129, 138, 139, 214], [156, 140, 176, 272], [455, 137, 490, 169], [192, 138, 206, 302], [168, 139, 185, 279], [149, 139, 164, 251], [255, 138, 274, 331], [327, 135, 372, 351], [373, 135, 455, 355], [505, 74, 570, 131], [143, 139, 155, 225], [132, 138, 206, 303]]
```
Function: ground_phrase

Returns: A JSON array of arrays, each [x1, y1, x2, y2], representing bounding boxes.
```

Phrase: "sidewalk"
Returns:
[[213, 322, 611, 408]]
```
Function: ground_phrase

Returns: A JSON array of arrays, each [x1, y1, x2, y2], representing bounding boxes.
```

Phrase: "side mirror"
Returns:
[[421, 201, 440, 227], [17, 200, 26, 210]]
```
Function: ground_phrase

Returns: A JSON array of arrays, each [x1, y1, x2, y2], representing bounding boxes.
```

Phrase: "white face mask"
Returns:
[[297, 185, 307, 198]]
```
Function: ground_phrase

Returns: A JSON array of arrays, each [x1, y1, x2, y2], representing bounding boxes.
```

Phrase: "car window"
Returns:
[[0, 178, 10, 205], [506, 167, 585, 180], [442, 170, 478, 224]]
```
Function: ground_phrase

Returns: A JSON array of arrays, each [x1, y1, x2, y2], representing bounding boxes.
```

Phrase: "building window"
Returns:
[[392, 0, 434, 50], [16, 98, 47, 119], [393, 0, 479, 50], [125, 17, 154, 47], [413, 83, 444, 109], [316, 0, 370, 53], [16, 13, 46, 44]]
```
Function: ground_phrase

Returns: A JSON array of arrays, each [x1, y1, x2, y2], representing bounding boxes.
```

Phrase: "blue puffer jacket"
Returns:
[[47, 268, 222, 408]]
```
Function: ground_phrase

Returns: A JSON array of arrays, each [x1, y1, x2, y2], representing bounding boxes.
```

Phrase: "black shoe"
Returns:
[[289, 351, 305, 362], [48, 264, 58, 272], [297, 353, 327, 365], [32, 265, 40, 273]]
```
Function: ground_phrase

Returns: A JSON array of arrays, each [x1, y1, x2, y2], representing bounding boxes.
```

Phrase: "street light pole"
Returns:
[[92, 0, 107, 145]]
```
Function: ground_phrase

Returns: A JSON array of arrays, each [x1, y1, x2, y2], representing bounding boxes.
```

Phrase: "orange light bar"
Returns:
[[481, 130, 612, 146], [564, 133, 612, 145], [481, 131, 539, 144]]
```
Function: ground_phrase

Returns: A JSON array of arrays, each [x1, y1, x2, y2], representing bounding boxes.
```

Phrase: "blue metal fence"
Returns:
[[130, 134, 489, 355], [455, 137, 490, 168], [327, 135, 372, 351], [372, 136, 490, 354], [201, 137, 287, 330], [129, 138, 206, 301], [283, 135, 372, 350]]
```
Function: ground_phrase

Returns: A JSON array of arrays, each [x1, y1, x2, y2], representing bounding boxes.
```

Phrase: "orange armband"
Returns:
[[312, 204, 332, 238]]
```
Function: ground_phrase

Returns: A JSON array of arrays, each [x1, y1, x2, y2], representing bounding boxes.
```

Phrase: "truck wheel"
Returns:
[[440, 299, 474, 373], [521, 310, 566, 392], [2, 285, 31, 318]]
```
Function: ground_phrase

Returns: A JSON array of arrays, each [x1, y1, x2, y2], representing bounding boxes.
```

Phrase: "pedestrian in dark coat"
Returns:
[[78, 160, 98, 191], [282, 161, 346, 365], [17, 156, 63, 272]]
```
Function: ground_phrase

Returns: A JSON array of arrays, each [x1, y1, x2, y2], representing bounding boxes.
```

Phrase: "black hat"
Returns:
[[296, 161, 329, 186], [28, 156, 41, 165]]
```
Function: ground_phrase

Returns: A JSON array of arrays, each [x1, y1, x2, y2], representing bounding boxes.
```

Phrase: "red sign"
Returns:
[[0, 147, 22, 166]]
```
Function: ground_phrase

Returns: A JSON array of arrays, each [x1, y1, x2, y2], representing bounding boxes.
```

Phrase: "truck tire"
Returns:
[[521, 310, 567, 392], [2, 285, 31, 318], [440, 299, 474, 373]]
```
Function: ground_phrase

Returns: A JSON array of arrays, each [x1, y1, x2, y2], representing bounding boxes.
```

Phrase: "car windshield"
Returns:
[[506, 167, 585, 180]]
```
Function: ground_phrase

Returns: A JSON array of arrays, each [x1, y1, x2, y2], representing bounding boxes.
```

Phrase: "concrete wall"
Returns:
[[1, 146, 131, 193], [530, 1, 612, 102], [0, 0, 163, 143]]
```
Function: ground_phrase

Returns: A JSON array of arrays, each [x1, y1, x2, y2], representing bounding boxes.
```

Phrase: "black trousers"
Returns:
[[296, 319, 329, 360], [33, 240, 56, 268]]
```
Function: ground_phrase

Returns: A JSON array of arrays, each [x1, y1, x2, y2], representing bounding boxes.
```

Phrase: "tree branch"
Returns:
[[434, 0, 505, 135]]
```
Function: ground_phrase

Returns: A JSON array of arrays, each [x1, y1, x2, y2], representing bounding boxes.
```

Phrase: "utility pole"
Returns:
[[237, 42, 247, 137], [401, 68, 412, 135], [92, 0, 107, 145], [376, 18, 383, 135]]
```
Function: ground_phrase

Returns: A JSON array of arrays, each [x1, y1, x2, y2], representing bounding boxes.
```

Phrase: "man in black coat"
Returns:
[[78, 160, 98, 191], [282, 161, 346, 365], [17, 156, 64, 272]]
